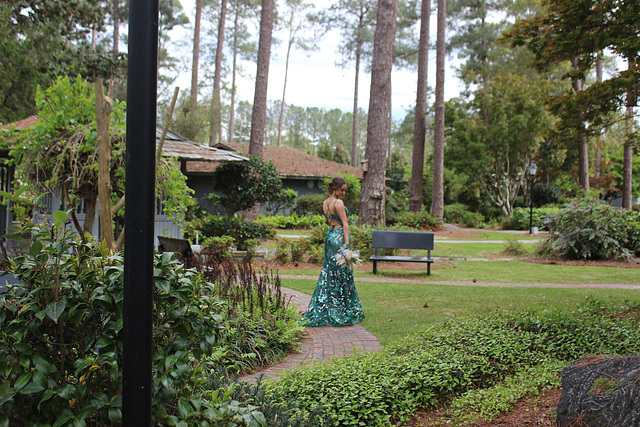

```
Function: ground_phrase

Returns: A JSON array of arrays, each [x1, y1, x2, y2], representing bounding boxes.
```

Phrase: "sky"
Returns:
[[175, 0, 462, 121]]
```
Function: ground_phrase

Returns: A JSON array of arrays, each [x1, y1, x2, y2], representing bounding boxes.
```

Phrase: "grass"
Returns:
[[276, 259, 639, 284], [282, 276, 640, 345], [433, 242, 536, 258]]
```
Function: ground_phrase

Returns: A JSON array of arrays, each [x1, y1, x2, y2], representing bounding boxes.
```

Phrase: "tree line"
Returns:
[[1, 0, 638, 227]]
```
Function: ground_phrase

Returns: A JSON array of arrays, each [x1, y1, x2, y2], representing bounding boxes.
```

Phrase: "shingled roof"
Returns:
[[1, 118, 246, 170], [214, 143, 363, 179]]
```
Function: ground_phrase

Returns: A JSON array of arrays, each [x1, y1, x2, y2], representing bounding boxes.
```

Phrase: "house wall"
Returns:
[[188, 174, 327, 216], [30, 189, 183, 248]]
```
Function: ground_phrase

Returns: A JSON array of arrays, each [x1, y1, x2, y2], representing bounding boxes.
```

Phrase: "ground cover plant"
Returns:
[[267, 299, 640, 426]]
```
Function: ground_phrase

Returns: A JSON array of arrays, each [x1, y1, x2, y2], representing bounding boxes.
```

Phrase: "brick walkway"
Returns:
[[240, 287, 381, 382]]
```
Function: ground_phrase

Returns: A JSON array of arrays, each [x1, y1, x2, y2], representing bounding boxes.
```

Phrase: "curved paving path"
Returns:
[[240, 287, 381, 382]]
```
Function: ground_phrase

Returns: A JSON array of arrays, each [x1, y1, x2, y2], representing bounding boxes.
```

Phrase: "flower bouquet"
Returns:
[[334, 247, 362, 268]]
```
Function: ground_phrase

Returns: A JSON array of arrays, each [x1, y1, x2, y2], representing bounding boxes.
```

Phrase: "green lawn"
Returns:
[[282, 276, 640, 345], [433, 242, 536, 258], [276, 259, 639, 284]]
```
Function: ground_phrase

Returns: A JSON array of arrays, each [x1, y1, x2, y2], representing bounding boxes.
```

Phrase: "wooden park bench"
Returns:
[[370, 230, 435, 275]]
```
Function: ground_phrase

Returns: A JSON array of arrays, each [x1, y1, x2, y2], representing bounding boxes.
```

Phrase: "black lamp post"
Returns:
[[528, 162, 537, 234]]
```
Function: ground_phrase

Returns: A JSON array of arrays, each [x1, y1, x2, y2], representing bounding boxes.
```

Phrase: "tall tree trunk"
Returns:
[[431, 0, 446, 218], [209, 0, 229, 146], [594, 53, 603, 189], [228, 8, 240, 144], [95, 79, 115, 250], [359, 0, 397, 227], [351, 39, 363, 167], [622, 58, 636, 210], [112, 0, 120, 93], [571, 58, 589, 190], [277, 10, 295, 148], [247, 0, 275, 219], [190, 0, 203, 112], [409, 0, 431, 212], [622, 96, 634, 210], [83, 196, 97, 234]]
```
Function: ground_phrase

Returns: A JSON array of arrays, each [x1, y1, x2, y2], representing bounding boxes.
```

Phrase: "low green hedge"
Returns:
[[257, 214, 325, 230]]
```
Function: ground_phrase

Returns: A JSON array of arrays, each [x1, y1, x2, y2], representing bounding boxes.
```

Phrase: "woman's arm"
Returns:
[[335, 199, 349, 246]]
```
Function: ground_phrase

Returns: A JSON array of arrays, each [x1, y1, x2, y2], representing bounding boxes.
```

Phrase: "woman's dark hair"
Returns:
[[327, 176, 348, 195]]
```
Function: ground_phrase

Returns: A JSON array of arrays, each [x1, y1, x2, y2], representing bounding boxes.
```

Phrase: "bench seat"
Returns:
[[371, 230, 435, 275]]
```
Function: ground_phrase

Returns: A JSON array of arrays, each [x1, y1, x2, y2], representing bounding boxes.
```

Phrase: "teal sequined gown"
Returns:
[[303, 207, 365, 327]]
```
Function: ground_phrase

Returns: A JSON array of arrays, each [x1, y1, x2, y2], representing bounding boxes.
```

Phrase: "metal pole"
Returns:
[[123, 0, 158, 424], [529, 175, 534, 234]]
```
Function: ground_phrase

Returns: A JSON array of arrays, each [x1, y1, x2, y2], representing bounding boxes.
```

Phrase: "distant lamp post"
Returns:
[[528, 163, 538, 234]]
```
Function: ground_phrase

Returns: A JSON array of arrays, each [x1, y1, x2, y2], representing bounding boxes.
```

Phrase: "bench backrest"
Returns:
[[371, 230, 434, 250]]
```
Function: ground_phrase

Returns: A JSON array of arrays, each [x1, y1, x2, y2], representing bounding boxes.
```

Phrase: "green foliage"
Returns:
[[447, 361, 563, 425], [444, 203, 486, 228], [186, 215, 275, 250], [201, 235, 236, 263], [394, 208, 444, 231], [257, 213, 325, 230], [0, 213, 234, 425], [294, 194, 325, 216], [348, 224, 374, 259], [506, 206, 563, 230], [198, 260, 304, 374], [502, 237, 529, 257], [264, 188, 298, 216], [7, 76, 193, 226], [269, 300, 640, 426], [532, 184, 565, 207], [446, 74, 555, 216], [209, 156, 284, 220], [0, 1, 124, 123], [538, 198, 640, 260]]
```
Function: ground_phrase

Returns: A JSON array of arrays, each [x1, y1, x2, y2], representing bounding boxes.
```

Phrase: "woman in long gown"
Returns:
[[303, 177, 365, 327]]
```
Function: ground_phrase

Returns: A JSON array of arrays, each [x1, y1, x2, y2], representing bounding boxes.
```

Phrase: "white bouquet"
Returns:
[[334, 247, 362, 268]]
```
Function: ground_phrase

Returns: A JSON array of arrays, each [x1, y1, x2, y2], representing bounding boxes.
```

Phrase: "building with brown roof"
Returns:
[[213, 142, 363, 200]]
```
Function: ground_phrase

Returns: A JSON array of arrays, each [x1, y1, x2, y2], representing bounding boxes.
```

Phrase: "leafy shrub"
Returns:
[[198, 259, 304, 373], [349, 223, 374, 259], [506, 206, 563, 230], [274, 238, 291, 264], [537, 198, 640, 260], [445, 203, 487, 227], [186, 215, 274, 250], [461, 211, 485, 228], [444, 203, 469, 223], [201, 235, 235, 263], [394, 208, 443, 231], [294, 194, 325, 216], [268, 300, 640, 426], [0, 214, 240, 425], [502, 237, 529, 257], [257, 213, 325, 230]]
